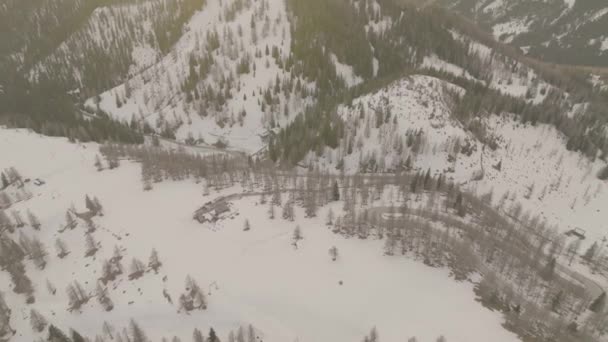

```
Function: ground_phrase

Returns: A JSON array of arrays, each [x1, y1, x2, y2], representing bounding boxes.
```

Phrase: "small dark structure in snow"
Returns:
[[565, 227, 586, 239], [194, 200, 230, 223]]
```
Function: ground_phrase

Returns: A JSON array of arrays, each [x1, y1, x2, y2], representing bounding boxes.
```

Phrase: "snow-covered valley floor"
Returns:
[[0, 128, 519, 341]]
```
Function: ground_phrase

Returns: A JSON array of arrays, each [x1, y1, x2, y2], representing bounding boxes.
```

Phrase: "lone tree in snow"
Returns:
[[293, 225, 303, 244], [268, 202, 275, 219], [30, 308, 48, 332], [148, 249, 162, 273], [112, 245, 123, 262], [93, 197, 104, 216], [243, 219, 251, 231], [46, 279, 56, 295], [128, 258, 146, 280], [66, 281, 89, 311], [96, 284, 113, 312], [55, 238, 69, 258], [100, 258, 123, 284], [363, 327, 378, 342], [27, 210, 41, 230], [329, 246, 339, 261], [48, 325, 71, 342], [65, 211, 77, 230], [85, 219, 97, 233], [179, 276, 207, 312], [85, 195, 104, 216], [11, 211, 24, 228], [95, 155, 104, 171], [192, 328, 205, 342], [72, 330, 87, 342], [129, 319, 149, 342], [583, 242, 598, 263], [208, 328, 219, 342], [102, 321, 114, 340], [29, 237, 47, 269], [326, 208, 334, 226], [85, 195, 96, 213], [84, 234, 99, 257], [282, 200, 294, 221]]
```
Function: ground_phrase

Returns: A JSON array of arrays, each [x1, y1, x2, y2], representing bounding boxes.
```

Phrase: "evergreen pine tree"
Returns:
[[72, 329, 87, 342], [332, 180, 340, 201], [193, 328, 205, 342], [208, 328, 219, 342], [583, 242, 598, 262], [148, 249, 162, 273], [130, 319, 148, 342], [48, 325, 71, 342], [29, 308, 47, 332]]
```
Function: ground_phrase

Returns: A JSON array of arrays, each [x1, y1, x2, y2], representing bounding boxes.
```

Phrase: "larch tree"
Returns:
[[583, 242, 598, 263], [29, 309, 47, 332], [27, 210, 41, 230], [65, 211, 77, 230], [72, 329, 86, 342], [192, 328, 205, 342], [293, 225, 303, 244], [95, 155, 104, 171], [102, 321, 114, 340], [326, 208, 334, 226], [247, 324, 255, 342], [148, 249, 162, 273], [128, 258, 146, 280], [29, 237, 47, 269], [46, 279, 56, 295], [55, 238, 69, 258], [129, 319, 149, 342], [236, 326, 245, 342], [48, 325, 71, 342], [208, 328, 219, 342], [329, 246, 339, 261], [84, 234, 99, 257], [11, 211, 24, 228]]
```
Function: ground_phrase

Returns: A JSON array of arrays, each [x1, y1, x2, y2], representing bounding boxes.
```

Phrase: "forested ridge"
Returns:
[[0, 0, 607, 161], [270, 0, 608, 166], [0, 0, 207, 144]]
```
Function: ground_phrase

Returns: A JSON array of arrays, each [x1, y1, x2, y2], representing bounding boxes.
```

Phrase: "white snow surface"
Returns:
[[564, 0, 576, 10], [0, 127, 519, 341]]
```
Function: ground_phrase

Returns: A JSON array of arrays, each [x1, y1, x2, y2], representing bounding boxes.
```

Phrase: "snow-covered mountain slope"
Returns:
[[423, 32, 555, 103], [0, 127, 520, 341], [308, 74, 608, 245], [83, 0, 312, 153], [435, 0, 608, 67], [17, 0, 206, 95]]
